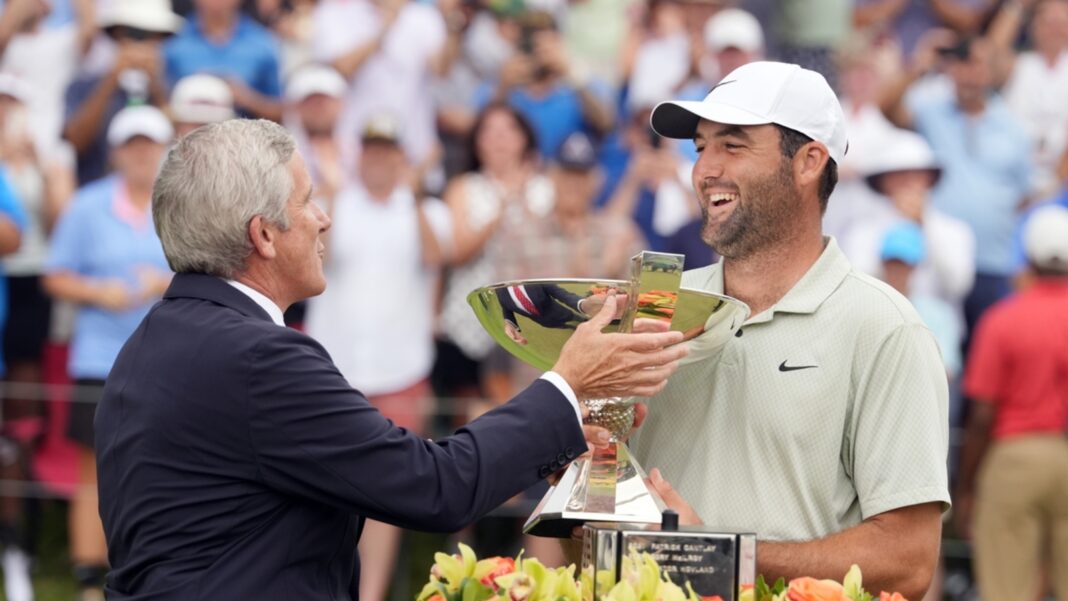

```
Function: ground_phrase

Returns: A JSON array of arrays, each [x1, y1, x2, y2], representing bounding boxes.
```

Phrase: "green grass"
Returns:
[[0, 500, 77, 601]]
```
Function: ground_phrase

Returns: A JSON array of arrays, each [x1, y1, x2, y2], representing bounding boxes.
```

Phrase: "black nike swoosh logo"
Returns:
[[708, 80, 737, 95], [779, 361, 818, 372]]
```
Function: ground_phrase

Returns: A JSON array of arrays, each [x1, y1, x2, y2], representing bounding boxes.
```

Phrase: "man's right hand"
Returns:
[[94, 279, 136, 312], [553, 294, 687, 400]]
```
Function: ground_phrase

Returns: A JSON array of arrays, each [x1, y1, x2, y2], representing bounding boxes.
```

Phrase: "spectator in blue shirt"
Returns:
[[44, 105, 174, 600], [0, 165, 27, 601], [881, 34, 1033, 345], [164, 0, 283, 120], [474, 10, 613, 160], [0, 166, 26, 376], [64, 0, 184, 185]]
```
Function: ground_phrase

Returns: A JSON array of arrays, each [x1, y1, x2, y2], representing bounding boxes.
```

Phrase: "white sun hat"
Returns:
[[650, 61, 848, 164], [863, 128, 942, 191], [98, 0, 184, 34]]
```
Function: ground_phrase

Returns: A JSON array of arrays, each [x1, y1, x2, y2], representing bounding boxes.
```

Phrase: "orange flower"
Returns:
[[480, 557, 516, 587], [878, 593, 909, 601], [427, 595, 445, 601], [786, 577, 849, 601]]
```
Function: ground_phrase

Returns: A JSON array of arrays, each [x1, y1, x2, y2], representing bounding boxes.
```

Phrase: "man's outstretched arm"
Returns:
[[649, 471, 942, 600]]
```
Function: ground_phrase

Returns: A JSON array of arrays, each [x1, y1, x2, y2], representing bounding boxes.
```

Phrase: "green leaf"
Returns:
[[461, 577, 495, 601], [843, 564, 864, 600], [416, 580, 441, 601], [434, 552, 466, 591], [459, 544, 478, 577]]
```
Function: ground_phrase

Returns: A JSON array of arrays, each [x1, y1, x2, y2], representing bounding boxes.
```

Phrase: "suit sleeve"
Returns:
[[246, 328, 586, 532], [546, 285, 584, 313]]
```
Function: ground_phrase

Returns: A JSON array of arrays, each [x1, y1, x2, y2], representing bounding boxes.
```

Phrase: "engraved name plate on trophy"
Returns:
[[582, 521, 757, 601]]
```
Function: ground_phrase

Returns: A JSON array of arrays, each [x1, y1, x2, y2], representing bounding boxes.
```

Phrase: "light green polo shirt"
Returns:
[[629, 238, 950, 542]]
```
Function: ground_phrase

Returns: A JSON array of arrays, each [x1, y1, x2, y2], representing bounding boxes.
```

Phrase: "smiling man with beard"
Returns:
[[627, 62, 950, 601]]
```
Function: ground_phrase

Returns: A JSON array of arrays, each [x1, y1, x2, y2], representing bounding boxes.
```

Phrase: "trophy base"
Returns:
[[523, 443, 667, 538]]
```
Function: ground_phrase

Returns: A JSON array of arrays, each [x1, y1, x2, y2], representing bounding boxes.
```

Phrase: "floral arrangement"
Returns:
[[744, 566, 908, 601], [417, 544, 909, 601]]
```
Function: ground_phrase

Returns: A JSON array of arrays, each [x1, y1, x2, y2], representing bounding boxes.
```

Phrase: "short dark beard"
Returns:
[[699, 157, 803, 258]]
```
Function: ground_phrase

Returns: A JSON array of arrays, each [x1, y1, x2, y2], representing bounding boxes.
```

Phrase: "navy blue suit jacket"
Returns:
[[96, 273, 586, 600]]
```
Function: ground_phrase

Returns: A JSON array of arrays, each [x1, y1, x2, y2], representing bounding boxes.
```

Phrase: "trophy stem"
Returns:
[[522, 441, 667, 538]]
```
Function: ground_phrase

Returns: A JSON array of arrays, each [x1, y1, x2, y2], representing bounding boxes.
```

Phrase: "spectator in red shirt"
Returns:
[[955, 203, 1068, 601]]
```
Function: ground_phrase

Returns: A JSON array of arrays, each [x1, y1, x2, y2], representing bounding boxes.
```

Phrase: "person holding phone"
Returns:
[[63, 0, 183, 186], [482, 9, 613, 160]]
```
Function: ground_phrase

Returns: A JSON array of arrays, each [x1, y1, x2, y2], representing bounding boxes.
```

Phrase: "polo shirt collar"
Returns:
[[191, 13, 248, 43], [707, 236, 852, 325], [111, 178, 152, 232]]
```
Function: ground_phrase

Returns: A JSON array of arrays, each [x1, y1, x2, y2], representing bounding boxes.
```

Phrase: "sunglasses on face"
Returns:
[[111, 26, 168, 42]]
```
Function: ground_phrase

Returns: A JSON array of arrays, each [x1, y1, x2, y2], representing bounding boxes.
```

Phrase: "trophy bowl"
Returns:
[[467, 254, 749, 537]]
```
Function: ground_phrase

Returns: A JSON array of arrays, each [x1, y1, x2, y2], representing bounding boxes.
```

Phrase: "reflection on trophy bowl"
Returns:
[[466, 279, 748, 374], [467, 275, 749, 537]]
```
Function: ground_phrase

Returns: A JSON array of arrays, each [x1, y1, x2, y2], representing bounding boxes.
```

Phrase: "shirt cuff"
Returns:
[[540, 371, 583, 427]]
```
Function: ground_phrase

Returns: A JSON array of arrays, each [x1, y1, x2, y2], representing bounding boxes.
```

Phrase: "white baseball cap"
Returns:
[[170, 74, 234, 125], [98, 0, 184, 34], [361, 113, 401, 144], [285, 65, 347, 103], [107, 105, 174, 147], [1024, 204, 1068, 269], [703, 8, 764, 53], [650, 61, 849, 164], [863, 128, 941, 189]]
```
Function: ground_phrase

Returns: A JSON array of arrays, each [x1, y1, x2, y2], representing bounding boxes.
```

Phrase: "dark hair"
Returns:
[[775, 125, 838, 214], [465, 103, 539, 173], [1031, 259, 1068, 277]]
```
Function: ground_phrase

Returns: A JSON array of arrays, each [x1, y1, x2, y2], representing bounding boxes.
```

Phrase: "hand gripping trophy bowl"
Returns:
[[467, 252, 750, 538]]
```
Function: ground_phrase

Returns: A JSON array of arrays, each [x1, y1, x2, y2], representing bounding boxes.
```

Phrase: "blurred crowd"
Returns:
[[0, 0, 1065, 600]]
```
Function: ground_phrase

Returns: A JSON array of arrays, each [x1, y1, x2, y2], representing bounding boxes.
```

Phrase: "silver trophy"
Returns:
[[467, 252, 749, 537]]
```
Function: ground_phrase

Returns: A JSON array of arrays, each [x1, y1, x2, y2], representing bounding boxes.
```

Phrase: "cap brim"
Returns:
[[650, 100, 771, 140], [864, 167, 942, 194], [111, 132, 171, 146]]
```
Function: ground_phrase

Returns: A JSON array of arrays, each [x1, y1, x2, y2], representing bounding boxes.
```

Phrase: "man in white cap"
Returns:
[[169, 73, 235, 137], [64, 0, 183, 185], [284, 64, 349, 202], [956, 204, 1068, 601], [44, 104, 173, 601], [843, 127, 975, 331], [305, 112, 450, 601], [674, 8, 766, 140], [632, 61, 949, 599]]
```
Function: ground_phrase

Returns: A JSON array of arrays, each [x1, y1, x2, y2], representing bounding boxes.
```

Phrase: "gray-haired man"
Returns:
[[94, 119, 687, 600]]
